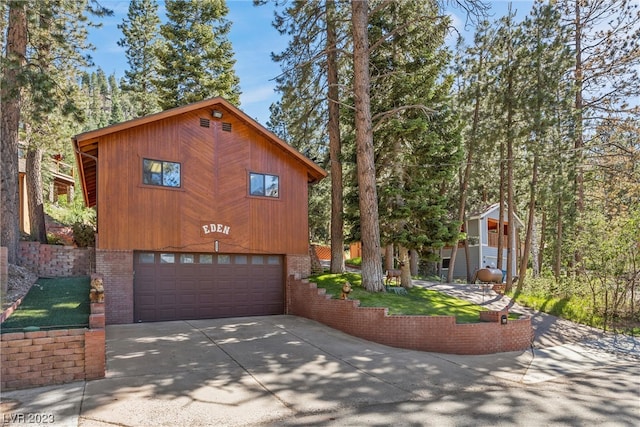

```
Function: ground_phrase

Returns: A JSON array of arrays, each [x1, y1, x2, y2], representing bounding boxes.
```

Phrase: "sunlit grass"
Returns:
[[310, 272, 500, 323], [1, 277, 91, 332], [505, 274, 640, 335]]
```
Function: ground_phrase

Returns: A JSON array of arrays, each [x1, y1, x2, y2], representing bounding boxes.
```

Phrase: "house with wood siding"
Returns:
[[74, 97, 326, 324]]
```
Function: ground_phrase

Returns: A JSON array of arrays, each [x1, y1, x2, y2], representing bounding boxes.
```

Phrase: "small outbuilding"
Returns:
[[74, 97, 326, 324], [440, 203, 523, 281]]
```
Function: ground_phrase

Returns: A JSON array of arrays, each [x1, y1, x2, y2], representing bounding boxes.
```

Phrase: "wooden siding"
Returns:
[[93, 106, 313, 255]]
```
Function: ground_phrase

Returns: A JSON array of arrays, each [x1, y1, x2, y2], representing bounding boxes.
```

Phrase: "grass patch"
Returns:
[[1, 277, 91, 333], [310, 272, 500, 323], [345, 257, 361, 267], [507, 289, 601, 327], [505, 288, 640, 335]]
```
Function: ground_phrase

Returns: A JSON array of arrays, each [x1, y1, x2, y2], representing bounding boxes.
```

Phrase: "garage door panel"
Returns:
[[134, 252, 283, 322]]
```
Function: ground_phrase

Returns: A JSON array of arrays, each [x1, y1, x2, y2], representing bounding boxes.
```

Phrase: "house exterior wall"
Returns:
[[468, 218, 480, 245], [442, 207, 522, 281], [92, 106, 312, 257], [74, 99, 325, 325]]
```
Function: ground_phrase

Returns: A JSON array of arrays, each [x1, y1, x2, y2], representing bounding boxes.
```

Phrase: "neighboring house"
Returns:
[[18, 145, 75, 235], [440, 203, 523, 281], [73, 97, 326, 324]]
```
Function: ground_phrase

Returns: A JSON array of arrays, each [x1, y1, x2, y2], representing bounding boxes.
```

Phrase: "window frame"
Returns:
[[142, 158, 182, 189], [249, 172, 279, 198]]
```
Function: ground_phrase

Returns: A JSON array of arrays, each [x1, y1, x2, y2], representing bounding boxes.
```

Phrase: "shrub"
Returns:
[[46, 233, 65, 245], [72, 222, 96, 247]]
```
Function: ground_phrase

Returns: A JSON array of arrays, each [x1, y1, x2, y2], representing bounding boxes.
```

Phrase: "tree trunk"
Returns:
[[384, 244, 394, 271], [26, 148, 47, 243], [517, 153, 539, 292], [448, 141, 473, 283], [554, 192, 563, 281], [506, 136, 514, 290], [464, 233, 472, 282], [327, 0, 344, 274], [409, 249, 419, 276], [497, 140, 505, 271], [538, 208, 546, 275], [0, 0, 27, 264], [398, 245, 412, 289], [448, 78, 481, 283], [351, 0, 384, 292], [505, 65, 515, 290], [573, 0, 584, 267]]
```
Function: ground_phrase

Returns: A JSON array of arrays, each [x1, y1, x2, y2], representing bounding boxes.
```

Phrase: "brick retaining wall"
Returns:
[[19, 242, 94, 277], [286, 276, 533, 355], [0, 302, 106, 391]]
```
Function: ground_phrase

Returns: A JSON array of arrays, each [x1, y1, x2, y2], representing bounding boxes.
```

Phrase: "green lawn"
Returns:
[[1, 276, 91, 333], [310, 272, 502, 323]]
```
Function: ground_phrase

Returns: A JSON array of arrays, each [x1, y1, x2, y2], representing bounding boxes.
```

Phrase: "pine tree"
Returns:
[[118, 0, 161, 117], [23, 1, 111, 243], [155, 0, 241, 109], [516, 0, 573, 288], [269, 1, 348, 272], [368, 0, 463, 288], [449, 20, 495, 283], [562, 0, 640, 265], [108, 74, 125, 124], [352, 0, 385, 291], [1, 0, 27, 264]]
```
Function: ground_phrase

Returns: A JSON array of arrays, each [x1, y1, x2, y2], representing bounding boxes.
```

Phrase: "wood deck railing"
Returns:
[[488, 232, 510, 248]]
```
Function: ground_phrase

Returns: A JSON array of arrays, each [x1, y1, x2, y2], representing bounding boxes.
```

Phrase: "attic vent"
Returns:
[[222, 122, 232, 132], [200, 118, 210, 128]]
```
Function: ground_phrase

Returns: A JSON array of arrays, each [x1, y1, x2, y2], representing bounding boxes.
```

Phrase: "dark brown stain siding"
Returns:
[[91, 106, 312, 255]]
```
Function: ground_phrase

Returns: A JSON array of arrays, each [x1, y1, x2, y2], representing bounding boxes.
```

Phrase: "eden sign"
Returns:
[[201, 222, 231, 236]]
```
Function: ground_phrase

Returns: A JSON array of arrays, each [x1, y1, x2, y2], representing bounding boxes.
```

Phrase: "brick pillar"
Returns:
[[85, 301, 106, 380], [96, 249, 134, 324]]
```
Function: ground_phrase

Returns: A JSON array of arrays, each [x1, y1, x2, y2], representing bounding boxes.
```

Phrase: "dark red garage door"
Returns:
[[134, 252, 284, 322]]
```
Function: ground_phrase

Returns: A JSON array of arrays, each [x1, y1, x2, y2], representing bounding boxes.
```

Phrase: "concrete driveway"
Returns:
[[2, 315, 638, 426]]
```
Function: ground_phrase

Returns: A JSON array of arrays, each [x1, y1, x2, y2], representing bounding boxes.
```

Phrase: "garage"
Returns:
[[75, 98, 326, 324], [133, 251, 284, 322]]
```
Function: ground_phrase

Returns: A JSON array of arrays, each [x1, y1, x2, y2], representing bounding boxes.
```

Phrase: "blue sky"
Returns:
[[88, 1, 533, 126]]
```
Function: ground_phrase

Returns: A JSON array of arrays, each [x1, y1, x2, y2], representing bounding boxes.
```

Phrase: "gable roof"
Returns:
[[73, 97, 326, 208]]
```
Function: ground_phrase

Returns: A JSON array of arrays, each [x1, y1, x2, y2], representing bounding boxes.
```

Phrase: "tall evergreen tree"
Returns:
[[22, 0, 111, 243], [449, 20, 494, 283], [516, 0, 573, 288], [563, 0, 640, 264], [1, 0, 27, 264], [326, 0, 345, 274], [2, 0, 110, 257], [368, 0, 463, 288], [352, 0, 385, 291], [108, 74, 125, 124], [269, 0, 347, 272], [118, 0, 161, 116], [155, 0, 241, 109]]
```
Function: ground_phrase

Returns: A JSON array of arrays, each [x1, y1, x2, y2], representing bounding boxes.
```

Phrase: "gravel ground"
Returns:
[[1, 264, 38, 311]]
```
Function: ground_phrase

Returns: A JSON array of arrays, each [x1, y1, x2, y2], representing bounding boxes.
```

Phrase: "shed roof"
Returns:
[[73, 97, 326, 208]]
